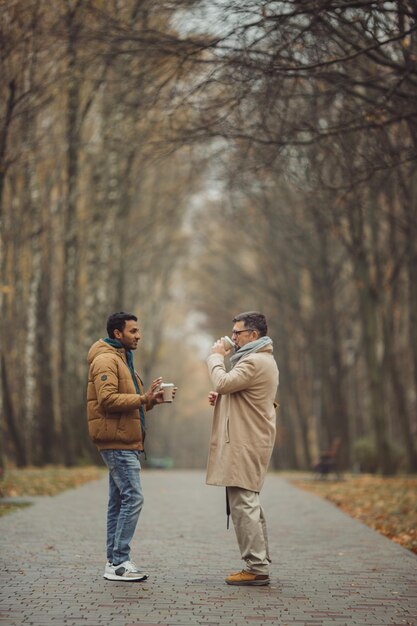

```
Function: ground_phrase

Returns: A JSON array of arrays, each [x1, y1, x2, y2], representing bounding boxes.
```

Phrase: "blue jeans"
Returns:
[[100, 450, 144, 566]]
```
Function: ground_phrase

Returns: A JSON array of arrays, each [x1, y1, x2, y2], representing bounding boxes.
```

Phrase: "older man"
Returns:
[[206, 311, 279, 586]]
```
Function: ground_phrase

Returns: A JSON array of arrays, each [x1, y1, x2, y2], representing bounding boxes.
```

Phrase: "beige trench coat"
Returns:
[[206, 344, 279, 492]]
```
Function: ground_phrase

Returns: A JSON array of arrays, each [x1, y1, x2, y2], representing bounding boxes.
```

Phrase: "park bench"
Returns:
[[313, 437, 342, 479]]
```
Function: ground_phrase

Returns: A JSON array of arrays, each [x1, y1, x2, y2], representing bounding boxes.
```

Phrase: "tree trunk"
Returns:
[[357, 271, 393, 474], [0, 80, 16, 476], [274, 332, 301, 469], [387, 350, 417, 471], [382, 178, 417, 472], [311, 204, 351, 468], [0, 80, 15, 220], [1, 354, 27, 466], [406, 167, 417, 411], [347, 196, 393, 474], [59, 6, 83, 465], [24, 157, 43, 464], [35, 236, 57, 465]]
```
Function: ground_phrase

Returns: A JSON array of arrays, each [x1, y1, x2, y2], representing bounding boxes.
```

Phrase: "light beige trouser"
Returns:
[[227, 486, 271, 575]]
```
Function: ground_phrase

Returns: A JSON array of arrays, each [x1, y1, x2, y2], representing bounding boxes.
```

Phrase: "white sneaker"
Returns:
[[104, 562, 115, 578], [104, 560, 148, 582]]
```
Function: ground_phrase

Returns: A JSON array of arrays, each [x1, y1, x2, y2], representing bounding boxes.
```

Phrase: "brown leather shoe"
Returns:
[[225, 570, 270, 586]]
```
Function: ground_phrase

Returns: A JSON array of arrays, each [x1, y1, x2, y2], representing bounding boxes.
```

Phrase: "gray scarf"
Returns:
[[230, 336, 273, 368]]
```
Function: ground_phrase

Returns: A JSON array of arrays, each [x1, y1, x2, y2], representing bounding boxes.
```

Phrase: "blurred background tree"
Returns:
[[1, 0, 416, 474]]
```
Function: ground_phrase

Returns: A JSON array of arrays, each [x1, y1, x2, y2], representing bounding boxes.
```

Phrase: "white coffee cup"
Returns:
[[222, 336, 234, 350], [160, 383, 175, 402]]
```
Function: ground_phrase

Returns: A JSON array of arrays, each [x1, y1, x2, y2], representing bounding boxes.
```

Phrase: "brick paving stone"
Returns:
[[1, 470, 416, 626]]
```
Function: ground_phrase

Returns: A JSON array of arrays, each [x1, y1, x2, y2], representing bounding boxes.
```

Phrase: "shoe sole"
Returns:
[[104, 573, 149, 582], [226, 579, 270, 586]]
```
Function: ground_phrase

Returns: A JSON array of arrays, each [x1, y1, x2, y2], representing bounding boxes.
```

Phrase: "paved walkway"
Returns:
[[0, 471, 416, 626]]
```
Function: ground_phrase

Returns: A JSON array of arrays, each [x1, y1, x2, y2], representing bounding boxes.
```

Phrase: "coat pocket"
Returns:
[[90, 416, 118, 443]]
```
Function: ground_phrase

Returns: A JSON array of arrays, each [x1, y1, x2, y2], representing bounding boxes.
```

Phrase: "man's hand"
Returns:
[[144, 377, 163, 404], [211, 339, 230, 356], [208, 391, 218, 406]]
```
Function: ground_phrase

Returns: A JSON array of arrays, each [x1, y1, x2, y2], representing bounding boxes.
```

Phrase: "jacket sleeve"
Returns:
[[91, 354, 145, 414], [207, 353, 256, 394]]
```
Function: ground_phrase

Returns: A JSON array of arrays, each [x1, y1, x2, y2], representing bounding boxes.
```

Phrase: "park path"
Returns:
[[0, 470, 416, 626]]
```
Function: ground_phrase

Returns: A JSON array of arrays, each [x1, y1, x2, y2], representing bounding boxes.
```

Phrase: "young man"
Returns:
[[206, 311, 279, 586], [87, 312, 166, 582]]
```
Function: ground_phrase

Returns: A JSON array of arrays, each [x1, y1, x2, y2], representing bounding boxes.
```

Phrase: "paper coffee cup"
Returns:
[[160, 383, 174, 402], [222, 336, 234, 350]]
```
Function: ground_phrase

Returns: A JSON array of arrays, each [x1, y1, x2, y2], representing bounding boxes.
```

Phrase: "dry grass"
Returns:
[[0, 465, 105, 514], [290, 473, 417, 555]]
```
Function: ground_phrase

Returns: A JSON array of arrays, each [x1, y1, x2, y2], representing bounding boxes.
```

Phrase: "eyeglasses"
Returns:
[[231, 328, 255, 336]]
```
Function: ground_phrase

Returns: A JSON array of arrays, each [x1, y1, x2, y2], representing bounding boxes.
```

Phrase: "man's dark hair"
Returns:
[[233, 311, 267, 337], [107, 312, 137, 338]]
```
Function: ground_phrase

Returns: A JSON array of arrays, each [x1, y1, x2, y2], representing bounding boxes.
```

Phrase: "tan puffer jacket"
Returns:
[[87, 339, 152, 451]]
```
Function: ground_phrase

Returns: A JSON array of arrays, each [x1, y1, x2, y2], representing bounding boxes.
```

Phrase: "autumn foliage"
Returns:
[[0, 466, 105, 499], [291, 475, 417, 555]]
